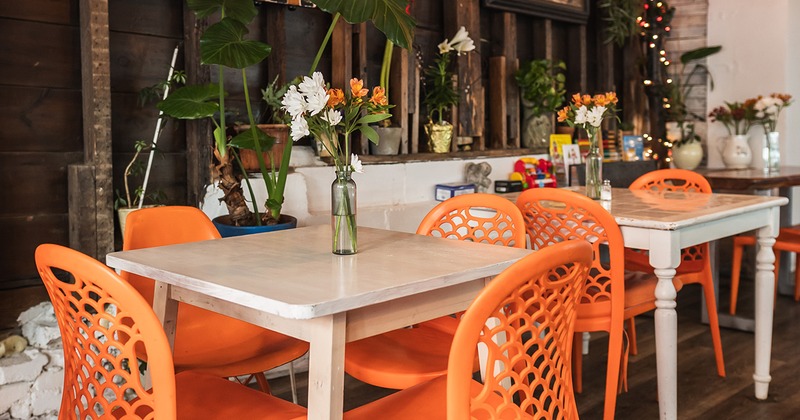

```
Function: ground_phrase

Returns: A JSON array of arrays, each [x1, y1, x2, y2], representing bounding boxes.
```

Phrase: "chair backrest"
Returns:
[[515, 188, 626, 326], [628, 168, 712, 193], [629, 169, 712, 266], [121, 206, 221, 303], [417, 193, 527, 249], [35, 244, 177, 419], [446, 240, 592, 419]]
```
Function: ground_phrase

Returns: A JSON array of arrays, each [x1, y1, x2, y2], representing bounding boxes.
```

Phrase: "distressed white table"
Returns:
[[593, 188, 785, 419], [106, 224, 532, 419], [505, 187, 786, 419]]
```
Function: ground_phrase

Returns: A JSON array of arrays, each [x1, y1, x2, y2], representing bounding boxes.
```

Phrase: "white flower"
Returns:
[[574, 105, 589, 125], [438, 40, 453, 54], [321, 108, 342, 126], [306, 89, 330, 117], [281, 85, 306, 119], [453, 37, 475, 55], [289, 116, 309, 141], [350, 154, 364, 173], [298, 72, 326, 95], [449, 26, 470, 47], [587, 105, 607, 128]]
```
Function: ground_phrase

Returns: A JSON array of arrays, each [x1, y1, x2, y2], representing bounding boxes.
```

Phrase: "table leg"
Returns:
[[152, 282, 179, 351], [307, 313, 346, 420], [754, 227, 776, 399], [653, 267, 678, 420]]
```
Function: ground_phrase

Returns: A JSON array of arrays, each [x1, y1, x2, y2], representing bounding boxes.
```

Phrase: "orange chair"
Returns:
[[626, 169, 725, 377], [345, 240, 592, 420], [730, 224, 800, 314], [516, 188, 675, 420], [35, 244, 307, 420], [345, 193, 527, 389], [122, 206, 309, 399]]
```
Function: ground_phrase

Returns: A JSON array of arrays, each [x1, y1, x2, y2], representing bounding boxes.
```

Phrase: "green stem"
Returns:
[[242, 68, 276, 215], [310, 13, 341, 76], [380, 40, 394, 97], [233, 151, 261, 225]]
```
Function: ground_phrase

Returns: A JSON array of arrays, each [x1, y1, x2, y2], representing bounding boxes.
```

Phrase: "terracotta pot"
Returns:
[[235, 124, 289, 172]]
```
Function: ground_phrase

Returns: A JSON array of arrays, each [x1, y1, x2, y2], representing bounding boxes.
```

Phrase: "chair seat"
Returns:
[[172, 308, 309, 377], [345, 325, 459, 389], [175, 371, 306, 419]]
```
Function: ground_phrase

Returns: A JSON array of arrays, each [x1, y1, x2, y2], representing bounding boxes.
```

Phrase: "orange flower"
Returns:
[[327, 88, 345, 107], [557, 106, 570, 122], [605, 92, 618, 104], [581, 94, 593, 105], [571, 93, 583, 106], [593, 94, 609, 107], [370, 86, 388, 106], [350, 78, 369, 98]]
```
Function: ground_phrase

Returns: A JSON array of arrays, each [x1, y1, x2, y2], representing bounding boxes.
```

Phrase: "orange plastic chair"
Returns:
[[345, 240, 592, 420], [626, 169, 725, 377], [121, 206, 309, 399], [730, 224, 800, 313], [344, 193, 527, 389], [35, 243, 307, 420], [516, 188, 675, 420]]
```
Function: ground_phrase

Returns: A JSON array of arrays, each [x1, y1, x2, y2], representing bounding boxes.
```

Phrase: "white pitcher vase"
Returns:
[[719, 134, 752, 169]]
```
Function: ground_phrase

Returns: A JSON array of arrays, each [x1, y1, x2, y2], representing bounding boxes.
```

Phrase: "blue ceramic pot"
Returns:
[[212, 214, 298, 238]]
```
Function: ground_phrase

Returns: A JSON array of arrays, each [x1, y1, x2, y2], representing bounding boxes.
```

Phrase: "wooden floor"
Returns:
[[268, 277, 800, 418]]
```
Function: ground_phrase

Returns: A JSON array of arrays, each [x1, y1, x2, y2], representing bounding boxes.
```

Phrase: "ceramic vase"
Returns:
[[331, 169, 357, 255], [720, 134, 752, 169], [672, 141, 703, 170], [585, 129, 603, 200]]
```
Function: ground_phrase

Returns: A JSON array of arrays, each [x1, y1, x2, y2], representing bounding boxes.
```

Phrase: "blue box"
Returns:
[[435, 183, 476, 201]]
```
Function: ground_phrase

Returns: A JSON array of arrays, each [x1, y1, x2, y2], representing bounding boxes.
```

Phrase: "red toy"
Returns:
[[510, 158, 557, 189]]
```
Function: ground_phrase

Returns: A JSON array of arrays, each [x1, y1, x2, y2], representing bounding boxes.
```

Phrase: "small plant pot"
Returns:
[[370, 126, 403, 155], [425, 121, 453, 153], [235, 124, 289, 172], [117, 205, 160, 235]]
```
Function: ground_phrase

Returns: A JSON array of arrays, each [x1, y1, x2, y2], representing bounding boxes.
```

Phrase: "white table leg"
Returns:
[[307, 313, 346, 420], [754, 226, 777, 399]]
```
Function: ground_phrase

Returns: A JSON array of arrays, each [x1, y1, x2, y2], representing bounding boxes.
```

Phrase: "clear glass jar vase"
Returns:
[[331, 169, 357, 255], [585, 128, 603, 200]]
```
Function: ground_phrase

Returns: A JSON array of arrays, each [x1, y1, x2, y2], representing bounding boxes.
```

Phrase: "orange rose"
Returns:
[[370, 86, 388, 106], [327, 88, 345, 107], [350, 78, 369, 98]]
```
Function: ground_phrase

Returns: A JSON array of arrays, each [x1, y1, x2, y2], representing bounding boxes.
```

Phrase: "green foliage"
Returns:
[[423, 53, 459, 123], [599, 0, 641, 46], [311, 0, 415, 50], [515, 59, 566, 117], [261, 75, 292, 124]]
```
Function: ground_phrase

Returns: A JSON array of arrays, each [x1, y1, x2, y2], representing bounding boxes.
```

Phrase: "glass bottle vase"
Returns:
[[766, 131, 780, 172], [585, 129, 603, 200], [331, 170, 357, 255]]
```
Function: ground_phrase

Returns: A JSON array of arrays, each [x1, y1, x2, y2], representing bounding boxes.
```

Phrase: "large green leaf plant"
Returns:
[[158, 0, 415, 226]]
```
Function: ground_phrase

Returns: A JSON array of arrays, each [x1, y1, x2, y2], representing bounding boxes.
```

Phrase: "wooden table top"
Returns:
[[106, 225, 532, 320], [696, 166, 800, 191]]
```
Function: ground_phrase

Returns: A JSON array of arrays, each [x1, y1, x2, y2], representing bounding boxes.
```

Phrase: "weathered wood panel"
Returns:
[[108, 0, 183, 38], [110, 32, 186, 94], [0, 87, 83, 153], [0, 1, 77, 25], [0, 152, 83, 214], [0, 19, 81, 89], [0, 214, 69, 288]]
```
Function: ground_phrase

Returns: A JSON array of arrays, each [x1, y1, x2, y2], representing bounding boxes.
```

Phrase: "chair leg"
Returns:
[[572, 332, 583, 394], [254, 372, 272, 394], [626, 317, 638, 356], [730, 240, 745, 315], [701, 265, 725, 377], [602, 327, 623, 420], [288, 361, 298, 404]]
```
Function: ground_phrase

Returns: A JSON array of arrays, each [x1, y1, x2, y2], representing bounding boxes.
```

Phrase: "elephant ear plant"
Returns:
[[159, 0, 414, 227]]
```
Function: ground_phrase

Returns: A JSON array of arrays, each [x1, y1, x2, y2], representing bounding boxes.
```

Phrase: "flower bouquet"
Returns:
[[282, 73, 392, 254], [557, 92, 618, 199], [708, 101, 757, 135], [753, 93, 793, 171]]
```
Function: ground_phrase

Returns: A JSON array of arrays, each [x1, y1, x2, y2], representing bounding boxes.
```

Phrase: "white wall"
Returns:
[[707, 0, 800, 222]]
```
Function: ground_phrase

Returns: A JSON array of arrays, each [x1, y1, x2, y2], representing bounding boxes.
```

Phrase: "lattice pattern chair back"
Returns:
[[447, 240, 591, 420], [515, 188, 625, 319], [417, 193, 527, 249], [628, 169, 713, 271], [35, 244, 177, 419]]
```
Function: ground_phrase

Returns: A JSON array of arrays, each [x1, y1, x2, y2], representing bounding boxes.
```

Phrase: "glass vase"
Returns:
[[766, 131, 780, 172], [331, 169, 357, 255], [585, 129, 603, 200]]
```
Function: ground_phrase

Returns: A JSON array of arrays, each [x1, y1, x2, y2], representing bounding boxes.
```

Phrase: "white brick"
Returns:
[[30, 369, 63, 416], [9, 399, 31, 420], [0, 382, 30, 415], [19, 303, 60, 350], [0, 349, 48, 385], [41, 348, 64, 370]]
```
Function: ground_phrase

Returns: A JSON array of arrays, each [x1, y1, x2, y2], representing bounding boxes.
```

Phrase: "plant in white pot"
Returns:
[[515, 59, 566, 153]]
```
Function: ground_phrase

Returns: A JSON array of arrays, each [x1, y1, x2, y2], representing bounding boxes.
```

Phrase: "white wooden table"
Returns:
[[106, 224, 532, 419], [596, 188, 786, 419]]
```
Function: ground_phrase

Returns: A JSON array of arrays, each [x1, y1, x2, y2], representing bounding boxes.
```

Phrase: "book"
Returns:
[[549, 134, 573, 161], [622, 135, 645, 161]]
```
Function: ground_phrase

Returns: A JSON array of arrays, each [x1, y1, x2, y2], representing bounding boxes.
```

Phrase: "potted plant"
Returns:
[[422, 26, 475, 153], [371, 39, 403, 155], [115, 140, 167, 233], [660, 46, 721, 170], [515, 59, 566, 152]]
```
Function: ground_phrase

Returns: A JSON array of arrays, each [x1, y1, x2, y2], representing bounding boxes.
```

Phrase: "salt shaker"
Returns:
[[601, 179, 612, 201]]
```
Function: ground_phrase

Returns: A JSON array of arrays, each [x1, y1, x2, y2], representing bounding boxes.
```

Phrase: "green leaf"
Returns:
[[359, 124, 380, 145], [201, 18, 271, 69], [311, 0, 415, 50], [157, 84, 221, 119], [680, 46, 722, 65], [229, 129, 276, 151], [188, 0, 257, 24], [357, 113, 392, 125]]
